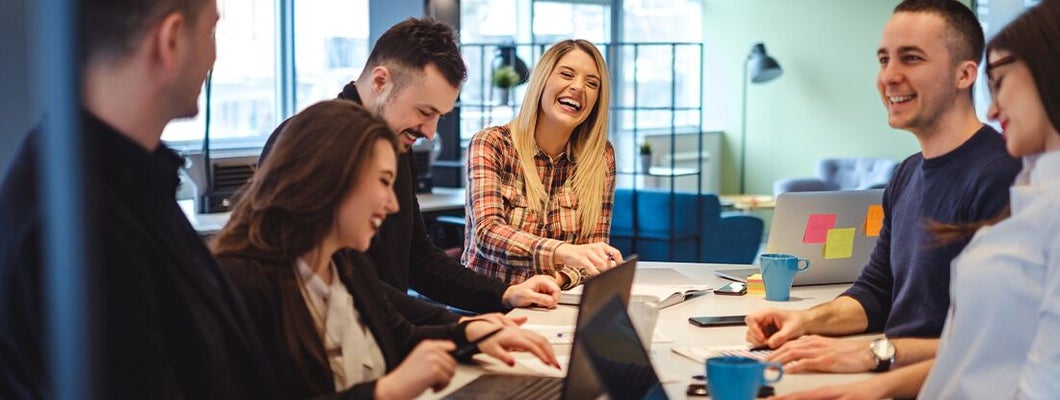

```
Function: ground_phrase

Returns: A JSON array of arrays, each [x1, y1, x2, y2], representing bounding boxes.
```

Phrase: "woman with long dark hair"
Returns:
[[213, 100, 557, 399]]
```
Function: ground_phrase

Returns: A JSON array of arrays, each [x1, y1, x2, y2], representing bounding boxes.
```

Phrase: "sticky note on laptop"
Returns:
[[824, 227, 856, 259], [803, 213, 837, 243], [864, 205, 884, 237]]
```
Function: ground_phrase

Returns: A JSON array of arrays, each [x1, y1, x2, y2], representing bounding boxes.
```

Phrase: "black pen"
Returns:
[[451, 326, 505, 360]]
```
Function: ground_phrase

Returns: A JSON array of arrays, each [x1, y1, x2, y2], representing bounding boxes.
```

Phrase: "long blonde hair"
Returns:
[[509, 39, 611, 237]]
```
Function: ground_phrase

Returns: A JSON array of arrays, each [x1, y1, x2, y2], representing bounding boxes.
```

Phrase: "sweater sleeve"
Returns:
[[841, 164, 902, 332]]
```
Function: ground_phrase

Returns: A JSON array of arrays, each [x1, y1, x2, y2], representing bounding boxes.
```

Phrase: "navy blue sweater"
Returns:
[[842, 125, 1021, 337]]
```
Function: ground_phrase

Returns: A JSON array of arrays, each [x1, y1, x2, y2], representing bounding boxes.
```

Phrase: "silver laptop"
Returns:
[[716, 189, 884, 286]]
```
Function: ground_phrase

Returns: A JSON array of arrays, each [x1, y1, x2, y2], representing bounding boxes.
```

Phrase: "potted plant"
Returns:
[[639, 141, 653, 174], [492, 65, 520, 105]]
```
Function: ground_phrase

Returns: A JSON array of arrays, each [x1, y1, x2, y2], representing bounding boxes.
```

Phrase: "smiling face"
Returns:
[[333, 139, 400, 251], [537, 49, 602, 134], [373, 64, 460, 152], [986, 49, 1060, 157], [876, 12, 973, 135]]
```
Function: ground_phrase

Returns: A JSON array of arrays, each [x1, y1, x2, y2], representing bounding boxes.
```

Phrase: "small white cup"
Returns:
[[627, 295, 660, 349]]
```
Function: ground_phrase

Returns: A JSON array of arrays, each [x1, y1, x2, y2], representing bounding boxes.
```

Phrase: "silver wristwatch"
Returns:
[[870, 337, 896, 372]]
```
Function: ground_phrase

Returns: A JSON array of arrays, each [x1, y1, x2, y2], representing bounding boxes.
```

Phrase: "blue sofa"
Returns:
[[610, 189, 764, 264]]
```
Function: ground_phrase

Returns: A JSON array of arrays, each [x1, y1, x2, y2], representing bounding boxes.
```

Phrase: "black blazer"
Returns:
[[218, 250, 469, 400]]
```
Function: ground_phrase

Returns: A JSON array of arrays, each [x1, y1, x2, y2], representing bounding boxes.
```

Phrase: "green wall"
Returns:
[[704, 0, 971, 195]]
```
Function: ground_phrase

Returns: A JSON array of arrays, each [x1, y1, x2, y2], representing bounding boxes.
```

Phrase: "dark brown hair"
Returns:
[[363, 17, 467, 89], [930, 0, 1060, 244], [82, 0, 211, 64], [894, 0, 985, 65], [212, 100, 396, 388], [987, 0, 1060, 137], [214, 100, 396, 261]]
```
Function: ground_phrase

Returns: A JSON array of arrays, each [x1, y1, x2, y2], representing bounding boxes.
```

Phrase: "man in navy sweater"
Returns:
[[744, 0, 1022, 374]]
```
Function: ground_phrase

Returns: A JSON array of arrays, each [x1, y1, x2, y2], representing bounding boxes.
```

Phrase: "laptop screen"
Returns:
[[563, 256, 667, 400], [569, 296, 666, 400]]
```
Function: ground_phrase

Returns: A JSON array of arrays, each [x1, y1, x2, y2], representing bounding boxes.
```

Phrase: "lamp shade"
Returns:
[[747, 43, 782, 84]]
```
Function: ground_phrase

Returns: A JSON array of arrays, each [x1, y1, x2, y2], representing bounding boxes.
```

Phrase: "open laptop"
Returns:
[[445, 256, 668, 400], [716, 189, 884, 286]]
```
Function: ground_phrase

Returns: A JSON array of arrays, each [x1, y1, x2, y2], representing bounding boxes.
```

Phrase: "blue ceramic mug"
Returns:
[[759, 253, 810, 301], [706, 356, 783, 400]]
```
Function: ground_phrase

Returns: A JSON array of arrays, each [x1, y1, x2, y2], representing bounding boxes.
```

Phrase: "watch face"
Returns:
[[872, 339, 896, 359]]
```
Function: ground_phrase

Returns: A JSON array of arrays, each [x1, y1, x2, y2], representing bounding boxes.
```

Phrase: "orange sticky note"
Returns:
[[864, 205, 884, 237], [824, 228, 856, 259], [803, 214, 837, 243]]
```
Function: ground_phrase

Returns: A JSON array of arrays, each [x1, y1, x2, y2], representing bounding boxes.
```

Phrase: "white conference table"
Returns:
[[422, 261, 876, 399]]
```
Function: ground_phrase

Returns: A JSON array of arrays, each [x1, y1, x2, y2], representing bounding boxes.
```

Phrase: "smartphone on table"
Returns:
[[688, 315, 746, 327], [714, 282, 747, 296]]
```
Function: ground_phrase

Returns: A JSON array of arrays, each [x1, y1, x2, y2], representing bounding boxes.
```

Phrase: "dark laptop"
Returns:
[[444, 256, 668, 400]]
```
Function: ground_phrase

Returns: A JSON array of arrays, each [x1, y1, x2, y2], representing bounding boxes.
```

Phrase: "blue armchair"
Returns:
[[610, 189, 764, 264], [773, 158, 898, 196]]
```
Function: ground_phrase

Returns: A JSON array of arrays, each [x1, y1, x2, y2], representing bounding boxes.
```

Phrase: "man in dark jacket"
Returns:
[[0, 0, 272, 397], [260, 18, 560, 325]]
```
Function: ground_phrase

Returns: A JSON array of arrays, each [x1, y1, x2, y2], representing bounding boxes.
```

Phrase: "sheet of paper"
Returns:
[[521, 323, 674, 344], [864, 204, 884, 237], [824, 227, 856, 259], [803, 213, 838, 243]]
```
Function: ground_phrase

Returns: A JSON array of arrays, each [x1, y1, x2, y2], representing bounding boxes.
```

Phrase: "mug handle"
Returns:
[[796, 259, 810, 271], [762, 361, 784, 384]]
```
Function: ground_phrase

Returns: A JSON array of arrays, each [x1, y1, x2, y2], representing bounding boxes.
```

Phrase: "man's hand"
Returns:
[[375, 340, 457, 399], [745, 308, 808, 349], [554, 243, 622, 276], [459, 313, 526, 328], [766, 335, 875, 373], [502, 275, 561, 308]]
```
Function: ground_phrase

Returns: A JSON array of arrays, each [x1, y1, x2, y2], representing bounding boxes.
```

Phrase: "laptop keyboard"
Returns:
[[445, 374, 563, 400]]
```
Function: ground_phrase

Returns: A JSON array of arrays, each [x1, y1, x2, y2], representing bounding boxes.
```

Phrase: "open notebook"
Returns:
[[559, 268, 710, 308]]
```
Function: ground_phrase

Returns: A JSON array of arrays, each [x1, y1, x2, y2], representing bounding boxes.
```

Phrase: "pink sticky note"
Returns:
[[803, 214, 838, 243]]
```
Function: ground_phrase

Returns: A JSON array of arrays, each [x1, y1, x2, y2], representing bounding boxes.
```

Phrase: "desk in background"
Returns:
[[422, 262, 873, 399], [180, 187, 467, 236]]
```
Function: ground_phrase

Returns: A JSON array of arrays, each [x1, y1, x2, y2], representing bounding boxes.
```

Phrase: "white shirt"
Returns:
[[921, 150, 1060, 399], [296, 259, 386, 391]]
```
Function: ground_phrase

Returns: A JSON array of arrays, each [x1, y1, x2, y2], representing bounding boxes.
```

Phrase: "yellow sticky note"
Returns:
[[824, 227, 856, 259], [864, 205, 884, 237]]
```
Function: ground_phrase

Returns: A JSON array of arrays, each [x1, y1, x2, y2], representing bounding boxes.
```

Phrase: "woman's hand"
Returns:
[[375, 340, 457, 400], [555, 242, 623, 277], [466, 321, 560, 369]]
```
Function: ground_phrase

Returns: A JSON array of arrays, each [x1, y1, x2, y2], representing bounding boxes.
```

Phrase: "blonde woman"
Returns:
[[463, 39, 621, 290]]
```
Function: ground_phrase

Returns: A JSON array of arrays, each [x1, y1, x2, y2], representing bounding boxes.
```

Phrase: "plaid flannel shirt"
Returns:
[[461, 125, 616, 284]]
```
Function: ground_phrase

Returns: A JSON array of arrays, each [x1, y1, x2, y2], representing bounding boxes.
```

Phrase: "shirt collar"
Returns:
[[88, 111, 184, 199], [535, 140, 575, 163]]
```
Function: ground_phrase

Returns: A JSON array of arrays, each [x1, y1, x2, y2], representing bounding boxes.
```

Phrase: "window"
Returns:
[[457, 0, 703, 141], [294, 0, 369, 113], [163, 0, 277, 148], [162, 0, 369, 151]]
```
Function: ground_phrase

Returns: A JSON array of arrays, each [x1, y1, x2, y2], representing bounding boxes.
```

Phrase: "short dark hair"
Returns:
[[81, 0, 211, 63], [987, 0, 1060, 139], [364, 17, 467, 89], [894, 0, 985, 64]]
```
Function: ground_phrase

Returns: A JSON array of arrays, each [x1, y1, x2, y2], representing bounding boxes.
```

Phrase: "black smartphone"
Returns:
[[686, 383, 774, 398], [714, 282, 747, 296], [689, 315, 746, 327]]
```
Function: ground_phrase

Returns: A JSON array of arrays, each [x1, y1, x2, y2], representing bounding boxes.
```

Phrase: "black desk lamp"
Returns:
[[739, 42, 783, 194]]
